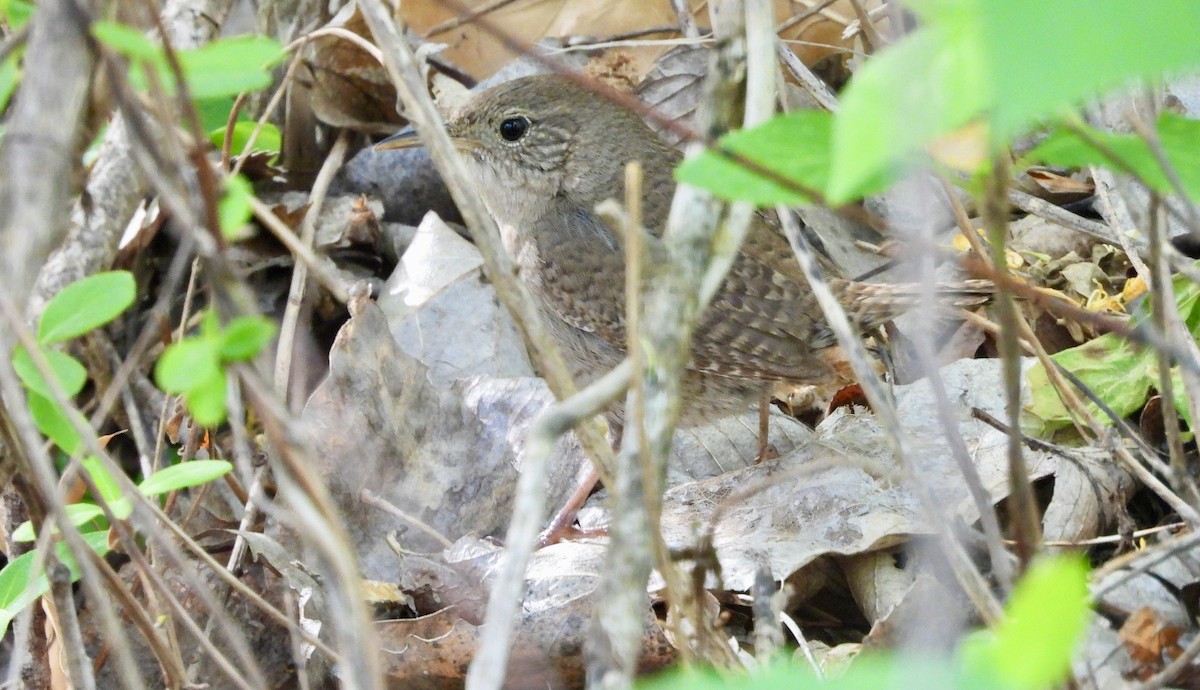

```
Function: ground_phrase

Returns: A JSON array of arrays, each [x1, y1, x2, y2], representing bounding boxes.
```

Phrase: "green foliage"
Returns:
[[962, 556, 1092, 689], [38, 271, 136, 345], [155, 311, 276, 426], [0, 48, 21, 114], [0, 531, 110, 636], [1023, 276, 1200, 437], [829, 14, 985, 202], [138, 459, 232, 497], [209, 120, 282, 159], [9, 271, 136, 454], [1, 454, 233, 634], [81, 456, 132, 520], [0, 0, 34, 29], [677, 0, 1200, 206], [977, 0, 1200, 140], [27, 392, 84, 455], [675, 111, 835, 206], [1025, 114, 1200, 200], [11, 504, 105, 542], [91, 23, 284, 100], [638, 556, 1090, 690], [11, 347, 87, 399], [219, 173, 256, 239]]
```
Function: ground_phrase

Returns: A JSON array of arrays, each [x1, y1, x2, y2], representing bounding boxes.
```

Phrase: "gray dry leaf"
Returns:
[[301, 286, 585, 579], [378, 537, 674, 689], [380, 212, 534, 386], [654, 359, 1072, 594]]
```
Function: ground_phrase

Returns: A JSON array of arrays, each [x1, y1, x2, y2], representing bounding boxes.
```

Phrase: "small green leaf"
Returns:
[[12, 503, 106, 543], [27, 392, 83, 456], [218, 174, 255, 239], [176, 36, 284, 99], [91, 20, 163, 62], [1, 0, 34, 29], [139, 460, 232, 497], [0, 49, 21, 114], [38, 271, 136, 345], [210, 120, 282, 158], [11, 347, 87, 398], [0, 548, 37, 636], [81, 456, 132, 520], [0, 530, 109, 636], [156, 338, 221, 393], [637, 655, 985, 690], [218, 316, 275, 362], [183, 372, 229, 427], [196, 96, 237, 132], [961, 555, 1091, 689], [675, 110, 837, 206]]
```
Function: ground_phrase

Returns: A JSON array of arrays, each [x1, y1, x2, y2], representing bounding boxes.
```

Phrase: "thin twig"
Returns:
[[466, 359, 634, 690], [984, 155, 1042, 567], [778, 209, 1004, 625]]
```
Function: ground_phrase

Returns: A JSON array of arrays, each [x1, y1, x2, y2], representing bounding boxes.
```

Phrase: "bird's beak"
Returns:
[[374, 129, 422, 151]]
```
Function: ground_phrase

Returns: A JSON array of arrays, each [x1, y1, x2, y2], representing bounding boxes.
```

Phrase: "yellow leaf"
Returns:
[[1122, 276, 1148, 302]]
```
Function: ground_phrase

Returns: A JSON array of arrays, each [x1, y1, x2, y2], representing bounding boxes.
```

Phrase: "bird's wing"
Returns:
[[688, 217, 837, 381], [528, 205, 631, 346]]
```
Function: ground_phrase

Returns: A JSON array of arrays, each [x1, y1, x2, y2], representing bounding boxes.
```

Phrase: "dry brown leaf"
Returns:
[[1120, 606, 1183, 668], [305, 4, 404, 133], [402, 0, 882, 84], [1027, 168, 1095, 196]]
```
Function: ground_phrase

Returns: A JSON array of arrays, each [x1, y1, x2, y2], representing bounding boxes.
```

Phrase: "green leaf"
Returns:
[[37, 271, 136, 345], [210, 120, 282, 158], [119, 35, 283, 99], [156, 338, 221, 394], [0, 547, 38, 637], [218, 173, 255, 239], [829, 21, 986, 202], [81, 456, 132, 520], [139, 460, 232, 497], [675, 110, 837, 206], [12, 503, 106, 543], [91, 20, 163, 62], [0, 49, 21, 114], [638, 655, 996, 690], [11, 346, 87, 398], [0, 531, 110, 636], [980, 0, 1200, 139], [1, 0, 34, 29], [196, 96, 237, 132], [1157, 113, 1200, 203], [183, 371, 229, 427], [1021, 333, 1156, 437], [218, 316, 275, 362], [27, 392, 83, 456], [1023, 114, 1200, 201], [962, 555, 1091, 689], [176, 36, 284, 99]]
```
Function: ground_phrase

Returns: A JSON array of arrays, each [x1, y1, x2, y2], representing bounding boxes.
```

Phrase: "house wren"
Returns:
[[379, 75, 987, 429]]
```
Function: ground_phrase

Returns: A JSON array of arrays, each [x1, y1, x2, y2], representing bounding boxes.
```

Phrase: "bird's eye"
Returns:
[[498, 116, 530, 142]]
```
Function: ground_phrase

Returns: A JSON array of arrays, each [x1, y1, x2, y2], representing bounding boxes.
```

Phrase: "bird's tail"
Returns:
[[832, 279, 993, 332]]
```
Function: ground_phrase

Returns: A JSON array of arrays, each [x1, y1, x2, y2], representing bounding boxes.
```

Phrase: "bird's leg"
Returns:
[[755, 390, 779, 463], [537, 466, 602, 546], [537, 418, 623, 546]]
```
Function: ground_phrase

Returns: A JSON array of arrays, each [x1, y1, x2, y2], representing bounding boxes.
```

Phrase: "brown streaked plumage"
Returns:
[[381, 75, 988, 428]]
